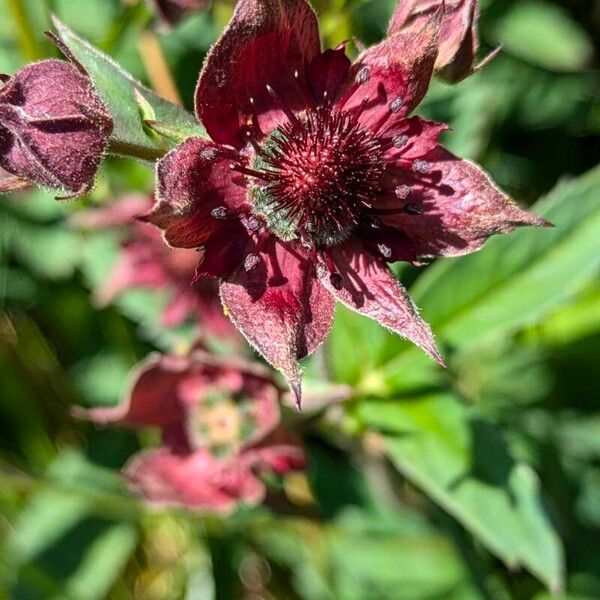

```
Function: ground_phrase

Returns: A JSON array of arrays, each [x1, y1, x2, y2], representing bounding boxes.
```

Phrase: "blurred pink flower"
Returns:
[[74, 194, 238, 341], [82, 350, 305, 513]]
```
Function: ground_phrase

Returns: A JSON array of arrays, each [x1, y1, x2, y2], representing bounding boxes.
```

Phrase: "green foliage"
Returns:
[[354, 395, 563, 590], [493, 1, 594, 72], [51, 17, 203, 161], [0, 0, 599, 598]]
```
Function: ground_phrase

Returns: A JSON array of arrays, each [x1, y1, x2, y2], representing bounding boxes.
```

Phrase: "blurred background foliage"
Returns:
[[0, 0, 599, 598]]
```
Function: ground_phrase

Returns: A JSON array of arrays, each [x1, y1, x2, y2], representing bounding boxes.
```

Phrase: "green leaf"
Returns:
[[533, 279, 600, 346], [412, 166, 600, 349], [5, 451, 138, 600], [71, 352, 133, 409], [144, 119, 205, 144], [253, 509, 474, 600], [452, 340, 552, 410], [51, 17, 203, 161], [0, 192, 82, 280], [493, 1, 594, 72], [355, 393, 564, 591]]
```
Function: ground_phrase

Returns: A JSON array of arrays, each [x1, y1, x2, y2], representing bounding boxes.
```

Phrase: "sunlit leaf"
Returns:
[[355, 393, 564, 591]]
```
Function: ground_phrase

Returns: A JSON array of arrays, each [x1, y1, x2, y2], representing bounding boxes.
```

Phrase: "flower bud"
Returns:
[[0, 59, 113, 198], [389, 0, 496, 83]]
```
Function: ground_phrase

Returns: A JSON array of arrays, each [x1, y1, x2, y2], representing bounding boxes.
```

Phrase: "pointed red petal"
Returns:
[[145, 136, 249, 248], [378, 146, 550, 257], [341, 8, 441, 128], [75, 353, 188, 427], [322, 240, 445, 365], [220, 238, 335, 408], [195, 0, 320, 146]]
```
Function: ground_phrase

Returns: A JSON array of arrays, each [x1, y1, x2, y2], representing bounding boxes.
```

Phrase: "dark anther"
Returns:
[[211, 206, 228, 219], [330, 272, 343, 290], [404, 203, 423, 215]]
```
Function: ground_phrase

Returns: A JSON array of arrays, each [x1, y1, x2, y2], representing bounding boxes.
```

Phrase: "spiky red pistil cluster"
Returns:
[[244, 102, 386, 248]]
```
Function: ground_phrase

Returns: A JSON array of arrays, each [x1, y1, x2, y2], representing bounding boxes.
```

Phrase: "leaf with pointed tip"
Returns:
[[50, 17, 203, 161], [355, 393, 564, 591]]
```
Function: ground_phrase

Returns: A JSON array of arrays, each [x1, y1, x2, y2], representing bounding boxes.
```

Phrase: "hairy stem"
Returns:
[[108, 138, 166, 163]]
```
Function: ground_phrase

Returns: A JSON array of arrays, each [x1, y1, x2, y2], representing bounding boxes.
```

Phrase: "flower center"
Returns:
[[250, 107, 385, 247], [186, 389, 259, 457]]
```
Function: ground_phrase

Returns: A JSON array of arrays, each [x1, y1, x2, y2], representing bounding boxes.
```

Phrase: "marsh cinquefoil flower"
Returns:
[[143, 0, 547, 406], [81, 350, 305, 513]]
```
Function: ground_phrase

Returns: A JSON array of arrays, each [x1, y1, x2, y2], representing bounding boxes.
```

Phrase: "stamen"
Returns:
[[356, 66, 370, 85], [373, 97, 404, 134], [248, 97, 264, 137], [392, 134, 409, 149], [368, 215, 382, 229], [389, 97, 404, 113], [412, 159, 431, 174], [329, 272, 344, 290], [246, 215, 261, 231], [266, 84, 299, 126], [245, 130, 267, 156], [395, 184, 411, 199], [211, 206, 228, 219], [244, 253, 261, 271], [200, 147, 217, 161], [293, 68, 315, 108], [378, 243, 392, 259], [337, 66, 370, 110], [404, 203, 423, 216], [349, 95, 370, 125], [316, 262, 328, 279], [230, 163, 273, 181]]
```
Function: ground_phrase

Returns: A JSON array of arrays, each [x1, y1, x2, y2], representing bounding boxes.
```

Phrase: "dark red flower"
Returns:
[[389, 0, 499, 83], [81, 350, 304, 513], [143, 0, 548, 406], [0, 60, 112, 198], [73, 194, 238, 340], [146, 0, 211, 27]]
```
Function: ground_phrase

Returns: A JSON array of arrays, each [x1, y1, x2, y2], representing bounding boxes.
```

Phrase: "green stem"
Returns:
[[6, 0, 44, 62], [0, 466, 142, 520], [108, 138, 166, 163]]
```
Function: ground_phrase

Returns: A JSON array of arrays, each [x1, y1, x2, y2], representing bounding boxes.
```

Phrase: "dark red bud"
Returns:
[[0, 59, 113, 199]]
